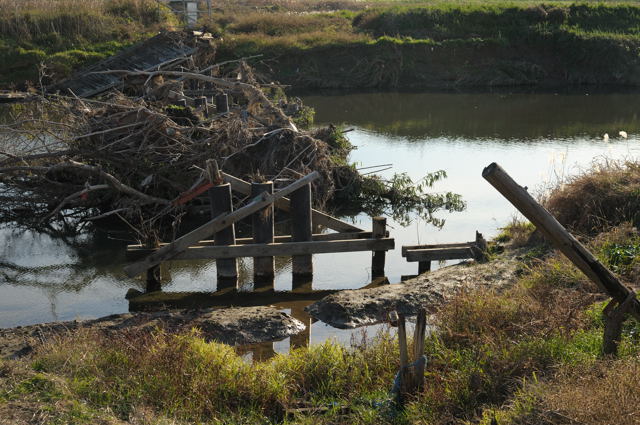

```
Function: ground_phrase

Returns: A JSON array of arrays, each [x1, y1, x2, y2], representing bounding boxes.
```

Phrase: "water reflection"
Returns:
[[304, 91, 640, 141]]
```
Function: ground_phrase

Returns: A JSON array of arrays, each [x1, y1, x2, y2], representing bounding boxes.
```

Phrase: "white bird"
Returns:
[[619, 130, 628, 139], [603, 133, 609, 142]]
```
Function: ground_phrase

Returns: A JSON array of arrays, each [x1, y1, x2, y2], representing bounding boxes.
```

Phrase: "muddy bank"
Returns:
[[306, 252, 522, 329], [0, 306, 304, 359]]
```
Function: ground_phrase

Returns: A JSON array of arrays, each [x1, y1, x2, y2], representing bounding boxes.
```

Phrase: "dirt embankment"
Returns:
[[306, 251, 523, 329], [0, 306, 305, 359]]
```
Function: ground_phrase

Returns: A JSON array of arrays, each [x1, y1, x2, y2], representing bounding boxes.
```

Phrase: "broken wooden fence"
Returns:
[[125, 170, 394, 288], [401, 231, 488, 274]]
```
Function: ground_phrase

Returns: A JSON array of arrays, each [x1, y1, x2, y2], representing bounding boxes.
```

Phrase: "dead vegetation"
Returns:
[[544, 159, 640, 236], [0, 46, 360, 241]]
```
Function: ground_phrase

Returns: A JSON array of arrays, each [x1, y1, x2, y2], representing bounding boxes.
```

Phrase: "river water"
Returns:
[[2, 90, 640, 354]]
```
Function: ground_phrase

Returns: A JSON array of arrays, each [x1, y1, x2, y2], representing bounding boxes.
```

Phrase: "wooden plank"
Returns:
[[145, 238, 394, 261], [405, 247, 474, 262], [252, 182, 275, 281], [291, 183, 313, 277], [371, 217, 387, 278], [221, 172, 363, 233], [126, 231, 375, 257], [482, 162, 640, 320], [401, 242, 474, 257], [123, 171, 320, 277]]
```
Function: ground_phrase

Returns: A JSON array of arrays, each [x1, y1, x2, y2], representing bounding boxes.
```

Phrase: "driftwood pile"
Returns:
[[0, 60, 356, 240]]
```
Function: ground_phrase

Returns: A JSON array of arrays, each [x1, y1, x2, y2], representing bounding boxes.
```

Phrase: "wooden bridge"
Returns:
[[125, 165, 395, 290]]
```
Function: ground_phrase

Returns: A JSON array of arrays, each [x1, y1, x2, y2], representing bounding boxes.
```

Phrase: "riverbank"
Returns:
[[5, 1, 640, 90], [3, 208, 640, 423]]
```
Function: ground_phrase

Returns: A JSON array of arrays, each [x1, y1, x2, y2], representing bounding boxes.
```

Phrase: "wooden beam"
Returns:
[[482, 162, 640, 319], [147, 238, 394, 261], [401, 242, 474, 257], [126, 231, 375, 258], [404, 247, 474, 262], [124, 172, 320, 277], [221, 172, 363, 233]]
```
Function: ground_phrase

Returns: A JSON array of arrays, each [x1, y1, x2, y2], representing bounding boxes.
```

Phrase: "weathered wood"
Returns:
[[146, 265, 161, 292], [371, 217, 387, 278], [405, 247, 474, 262], [397, 313, 409, 368], [216, 93, 229, 113], [401, 242, 474, 256], [221, 172, 363, 233], [603, 291, 636, 356], [209, 183, 238, 282], [482, 162, 640, 319], [130, 238, 395, 261], [123, 171, 319, 277], [125, 231, 376, 258], [291, 184, 313, 277], [418, 261, 431, 274], [412, 309, 427, 392], [252, 182, 275, 282]]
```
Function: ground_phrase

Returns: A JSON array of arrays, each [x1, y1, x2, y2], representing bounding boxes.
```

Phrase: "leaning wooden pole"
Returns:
[[482, 162, 640, 319]]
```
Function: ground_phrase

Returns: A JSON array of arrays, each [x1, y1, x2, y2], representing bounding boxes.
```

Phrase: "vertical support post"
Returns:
[[146, 265, 161, 292], [291, 183, 313, 279], [252, 181, 275, 284], [418, 261, 431, 274], [195, 96, 208, 118], [209, 183, 238, 288], [371, 216, 386, 278], [216, 93, 229, 113]]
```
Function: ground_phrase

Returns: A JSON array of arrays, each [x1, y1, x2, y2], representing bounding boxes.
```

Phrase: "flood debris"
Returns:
[[0, 33, 358, 239], [0, 306, 305, 359]]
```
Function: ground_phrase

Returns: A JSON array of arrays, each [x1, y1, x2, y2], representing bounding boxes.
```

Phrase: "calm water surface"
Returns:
[[2, 90, 640, 354]]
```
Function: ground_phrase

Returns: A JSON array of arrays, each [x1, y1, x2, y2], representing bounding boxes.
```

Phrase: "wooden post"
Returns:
[[216, 93, 229, 113], [252, 181, 275, 284], [209, 183, 238, 286], [146, 265, 161, 292], [603, 291, 636, 356], [482, 162, 640, 319], [418, 261, 431, 274], [372, 217, 386, 278], [291, 183, 313, 278]]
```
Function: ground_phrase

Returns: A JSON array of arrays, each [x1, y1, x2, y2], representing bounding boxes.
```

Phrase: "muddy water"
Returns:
[[2, 90, 640, 356]]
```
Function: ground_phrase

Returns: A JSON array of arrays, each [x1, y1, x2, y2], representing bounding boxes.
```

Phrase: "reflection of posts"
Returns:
[[252, 182, 275, 284], [209, 183, 238, 288], [291, 183, 313, 279], [371, 217, 387, 278], [290, 305, 311, 350]]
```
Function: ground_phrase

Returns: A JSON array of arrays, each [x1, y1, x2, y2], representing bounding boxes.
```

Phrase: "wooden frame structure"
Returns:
[[401, 231, 488, 274], [125, 169, 394, 289]]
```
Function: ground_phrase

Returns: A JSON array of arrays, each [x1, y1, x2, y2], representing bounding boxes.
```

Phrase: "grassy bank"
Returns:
[[4, 1, 640, 89], [3, 160, 640, 424], [0, 0, 176, 87], [211, 1, 640, 88]]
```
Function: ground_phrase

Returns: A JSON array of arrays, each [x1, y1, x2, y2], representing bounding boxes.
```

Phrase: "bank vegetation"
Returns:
[[4, 0, 640, 89]]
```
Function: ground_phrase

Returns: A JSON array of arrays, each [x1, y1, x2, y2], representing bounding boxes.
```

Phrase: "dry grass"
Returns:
[[545, 159, 640, 236]]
